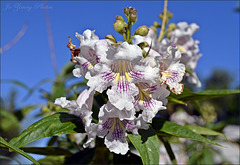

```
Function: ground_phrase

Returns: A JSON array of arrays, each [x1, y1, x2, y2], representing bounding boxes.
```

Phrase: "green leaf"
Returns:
[[0, 109, 21, 131], [20, 147, 73, 156], [152, 119, 222, 146], [9, 112, 84, 148], [128, 127, 160, 165], [167, 96, 187, 105], [0, 137, 39, 165], [2, 79, 30, 91], [184, 125, 227, 139], [37, 156, 65, 165], [175, 89, 240, 102], [201, 148, 214, 165]]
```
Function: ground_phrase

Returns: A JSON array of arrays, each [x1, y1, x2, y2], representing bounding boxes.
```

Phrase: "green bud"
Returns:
[[112, 42, 122, 47], [123, 7, 137, 16], [168, 23, 176, 30], [134, 25, 149, 36], [129, 13, 137, 23], [166, 23, 176, 39], [41, 106, 50, 112], [142, 49, 147, 57], [138, 42, 149, 49], [166, 11, 173, 19], [115, 15, 125, 22], [113, 20, 125, 34], [105, 35, 117, 43], [153, 21, 161, 28]]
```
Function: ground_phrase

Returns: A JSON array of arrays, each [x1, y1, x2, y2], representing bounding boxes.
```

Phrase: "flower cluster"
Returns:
[[54, 7, 202, 155], [134, 22, 202, 87]]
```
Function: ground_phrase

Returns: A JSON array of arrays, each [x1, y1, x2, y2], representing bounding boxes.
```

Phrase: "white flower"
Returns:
[[86, 42, 159, 110], [170, 22, 202, 87], [54, 88, 95, 127], [133, 23, 202, 87], [133, 82, 169, 122], [72, 29, 109, 78], [157, 45, 185, 94], [97, 104, 148, 155]]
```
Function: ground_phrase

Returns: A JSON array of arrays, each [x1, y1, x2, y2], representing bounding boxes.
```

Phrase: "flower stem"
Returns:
[[158, 0, 168, 42], [159, 136, 177, 165]]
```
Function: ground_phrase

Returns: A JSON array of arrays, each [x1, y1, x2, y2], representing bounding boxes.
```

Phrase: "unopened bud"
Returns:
[[138, 42, 149, 49], [105, 35, 117, 43], [112, 42, 122, 47], [166, 11, 173, 19], [113, 20, 125, 34], [115, 16, 125, 22], [153, 21, 161, 28], [142, 49, 147, 57], [168, 23, 176, 30], [41, 106, 50, 112], [129, 13, 137, 23], [124, 7, 137, 16], [135, 25, 149, 36]]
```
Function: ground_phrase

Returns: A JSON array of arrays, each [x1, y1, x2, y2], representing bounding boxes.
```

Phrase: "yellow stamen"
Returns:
[[178, 45, 187, 53], [162, 72, 172, 78]]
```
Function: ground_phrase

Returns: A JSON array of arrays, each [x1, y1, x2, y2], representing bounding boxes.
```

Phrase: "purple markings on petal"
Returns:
[[103, 118, 114, 130], [82, 62, 89, 69], [116, 81, 130, 94], [167, 71, 180, 83], [102, 72, 116, 82], [129, 71, 144, 80], [112, 120, 124, 139], [171, 43, 177, 47], [122, 120, 135, 130]]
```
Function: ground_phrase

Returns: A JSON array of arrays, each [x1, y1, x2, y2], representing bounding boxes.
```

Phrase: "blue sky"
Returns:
[[1, 0, 239, 163]]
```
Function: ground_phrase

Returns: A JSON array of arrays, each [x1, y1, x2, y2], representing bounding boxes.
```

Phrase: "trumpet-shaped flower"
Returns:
[[133, 23, 202, 87], [167, 22, 202, 87], [54, 88, 95, 127], [157, 45, 185, 94], [86, 42, 159, 110], [133, 82, 170, 122], [97, 103, 148, 155], [71, 29, 109, 78]]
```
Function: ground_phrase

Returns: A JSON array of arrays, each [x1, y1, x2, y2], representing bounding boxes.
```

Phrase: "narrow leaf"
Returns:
[[175, 89, 240, 102], [20, 147, 73, 156], [37, 156, 65, 165], [128, 127, 160, 165], [9, 112, 84, 148], [184, 125, 227, 139], [152, 119, 222, 146], [0, 137, 39, 165], [2, 79, 30, 91]]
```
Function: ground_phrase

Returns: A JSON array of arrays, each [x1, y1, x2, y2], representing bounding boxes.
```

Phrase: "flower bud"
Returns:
[[129, 13, 137, 23], [115, 15, 125, 22], [138, 42, 149, 49], [134, 25, 149, 36], [113, 20, 125, 34], [124, 7, 137, 16], [153, 21, 161, 28], [105, 35, 117, 43]]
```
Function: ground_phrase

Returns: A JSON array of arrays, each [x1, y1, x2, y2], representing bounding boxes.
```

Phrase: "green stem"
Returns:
[[159, 136, 177, 165], [128, 34, 135, 43], [126, 19, 132, 42]]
